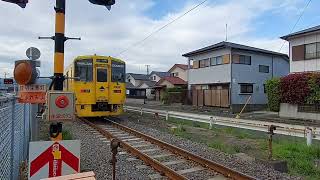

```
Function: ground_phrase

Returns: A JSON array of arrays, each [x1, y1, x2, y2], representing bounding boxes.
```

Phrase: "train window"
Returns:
[[75, 59, 93, 82], [97, 68, 108, 82], [111, 61, 125, 82]]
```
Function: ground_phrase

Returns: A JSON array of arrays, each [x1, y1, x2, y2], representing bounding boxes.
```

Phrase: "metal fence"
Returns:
[[0, 94, 30, 180]]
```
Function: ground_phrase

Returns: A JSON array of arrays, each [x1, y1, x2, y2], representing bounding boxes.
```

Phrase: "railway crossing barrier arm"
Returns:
[[124, 106, 320, 144]]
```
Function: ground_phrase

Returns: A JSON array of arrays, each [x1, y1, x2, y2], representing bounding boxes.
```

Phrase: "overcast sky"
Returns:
[[0, 0, 319, 77]]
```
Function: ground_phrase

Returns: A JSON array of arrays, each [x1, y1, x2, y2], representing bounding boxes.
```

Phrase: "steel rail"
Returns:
[[125, 106, 320, 140], [107, 119, 255, 180], [79, 117, 187, 180]]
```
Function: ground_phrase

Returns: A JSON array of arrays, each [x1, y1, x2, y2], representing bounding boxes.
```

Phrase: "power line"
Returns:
[[116, 0, 209, 57], [278, 0, 312, 52]]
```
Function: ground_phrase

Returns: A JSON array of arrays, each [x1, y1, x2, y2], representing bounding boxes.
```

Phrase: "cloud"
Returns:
[[0, 0, 301, 77]]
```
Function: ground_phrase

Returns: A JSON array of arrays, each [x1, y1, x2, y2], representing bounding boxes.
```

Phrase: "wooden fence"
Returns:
[[193, 89, 229, 107]]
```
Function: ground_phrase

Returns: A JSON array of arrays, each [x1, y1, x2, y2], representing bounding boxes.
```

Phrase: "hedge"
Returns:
[[266, 73, 320, 111], [280, 73, 310, 105], [265, 78, 281, 112]]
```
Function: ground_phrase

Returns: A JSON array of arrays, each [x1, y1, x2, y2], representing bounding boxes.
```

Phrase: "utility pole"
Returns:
[[145, 64, 150, 75], [225, 23, 228, 42], [4, 72, 9, 78]]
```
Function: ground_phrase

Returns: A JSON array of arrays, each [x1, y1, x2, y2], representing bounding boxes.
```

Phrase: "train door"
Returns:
[[95, 66, 109, 102]]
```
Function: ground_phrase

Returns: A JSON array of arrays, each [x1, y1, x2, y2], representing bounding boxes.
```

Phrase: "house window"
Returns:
[[259, 65, 269, 73], [200, 59, 209, 68], [171, 72, 179, 77], [210, 57, 217, 66], [153, 76, 156, 80], [240, 84, 253, 94], [216, 56, 223, 65], [263, 84, 266, 93], [128, 79, 131, 82], [305, 43, 319, 59], [233, 55, 251, 65], [210, 56, 223, 66]]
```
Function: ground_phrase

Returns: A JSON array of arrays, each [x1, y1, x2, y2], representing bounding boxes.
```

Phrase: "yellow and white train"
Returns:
[[64, 55, 126, 117]]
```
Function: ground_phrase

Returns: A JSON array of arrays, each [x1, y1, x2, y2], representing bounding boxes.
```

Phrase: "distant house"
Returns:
[[126, 73, 149, 86], [139, 81, 157, 99], [126, 82, 145, 99], [154, 77, 187, 101], [183, 41, 289, 112], [148, 71, 171, 82], [281, 25, 320, 73], [168, 64, 188, 81]]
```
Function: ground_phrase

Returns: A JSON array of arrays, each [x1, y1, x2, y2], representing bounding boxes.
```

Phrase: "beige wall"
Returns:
[[169, 67, 187, 81], [159, 80, 174, 88]]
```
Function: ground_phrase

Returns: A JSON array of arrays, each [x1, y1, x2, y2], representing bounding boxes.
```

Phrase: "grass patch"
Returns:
[[166, 116, 320, 179], [129, 111, 320, 179], [62, 130, 73, 140], [273, 141, 320, 179]]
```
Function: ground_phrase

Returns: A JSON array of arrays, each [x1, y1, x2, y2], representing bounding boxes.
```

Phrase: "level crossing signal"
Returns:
[[13, 60, 38, 85], [1, 0, 28, 8], [88, 0, 115, 10]]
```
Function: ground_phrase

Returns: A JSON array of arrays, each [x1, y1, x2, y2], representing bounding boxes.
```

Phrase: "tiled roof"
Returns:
[[126, 82, 135, 89], [169, 64, 188, 72], [182, 41, 288, 58], [281, 25, 320, 40], [127, 73, 149, 80], [150, 71, 171, 78], [156, 77, 187, 86]]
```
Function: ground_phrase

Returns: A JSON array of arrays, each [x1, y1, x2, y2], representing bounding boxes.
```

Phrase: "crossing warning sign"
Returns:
[[28, 140, 80, 180]]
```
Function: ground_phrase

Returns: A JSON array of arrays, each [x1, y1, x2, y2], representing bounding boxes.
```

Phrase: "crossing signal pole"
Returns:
[[4, 0, 117, 142]]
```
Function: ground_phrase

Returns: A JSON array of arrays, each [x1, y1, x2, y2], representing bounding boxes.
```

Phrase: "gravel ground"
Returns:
[[68, 121, 160, 180], [39, 119, 160, 180], [118, 113, 303, 180]]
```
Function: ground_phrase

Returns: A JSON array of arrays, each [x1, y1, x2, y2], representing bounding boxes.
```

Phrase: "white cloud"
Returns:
[[0, 0, 299, 78]]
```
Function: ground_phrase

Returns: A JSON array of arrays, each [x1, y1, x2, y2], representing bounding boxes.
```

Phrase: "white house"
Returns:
[[281, 25, 320, 72], [126, 73, 149, 86], [148, 71, 171, 82]]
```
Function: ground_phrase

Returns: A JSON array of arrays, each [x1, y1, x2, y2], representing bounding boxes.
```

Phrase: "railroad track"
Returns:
[[79, 117, 255, 180]]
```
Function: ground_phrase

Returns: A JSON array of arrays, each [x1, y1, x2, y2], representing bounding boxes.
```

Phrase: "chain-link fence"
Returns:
[[0, 94, 30, 180]]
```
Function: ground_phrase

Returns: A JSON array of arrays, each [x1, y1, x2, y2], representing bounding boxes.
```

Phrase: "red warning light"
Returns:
[[55, 95, 69, 108], [13, 60, 37, 85]]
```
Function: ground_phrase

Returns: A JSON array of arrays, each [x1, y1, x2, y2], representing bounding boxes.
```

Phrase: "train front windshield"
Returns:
[[75, 59, 93, 82], [111, 61, 125, 82]]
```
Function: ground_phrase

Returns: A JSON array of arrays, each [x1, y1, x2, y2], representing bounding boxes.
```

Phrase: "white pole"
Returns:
[[306, 128, 312, 146], [140, 107, 143, 116], [209, 117, 213, 129], [166, 111, 169, 121]]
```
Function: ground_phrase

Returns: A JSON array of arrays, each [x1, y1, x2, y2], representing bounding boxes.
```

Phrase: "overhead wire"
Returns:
[[115, 0, 209, 57], [278, 0, 312, 52]]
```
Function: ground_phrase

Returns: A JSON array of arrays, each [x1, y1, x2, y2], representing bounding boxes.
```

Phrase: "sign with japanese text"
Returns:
[[18, 84, 47, 104], [28, 140, 80, 180], [47, 91, 74, 121]]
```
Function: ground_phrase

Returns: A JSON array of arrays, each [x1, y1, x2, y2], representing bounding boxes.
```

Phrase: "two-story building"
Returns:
[[281, 25, 320, 72], [168, 64, 188, 81], [183, 41, 289, 112], [148, 71, 171, 82]]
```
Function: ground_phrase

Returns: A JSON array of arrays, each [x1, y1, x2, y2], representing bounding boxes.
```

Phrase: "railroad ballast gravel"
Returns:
[[64, 121, 158, 180], [118, 114, 302, 180]]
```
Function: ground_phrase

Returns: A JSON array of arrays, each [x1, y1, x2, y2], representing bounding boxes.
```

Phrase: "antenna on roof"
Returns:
[[145, 65, 150, 75], [225, 23, 228, 42]]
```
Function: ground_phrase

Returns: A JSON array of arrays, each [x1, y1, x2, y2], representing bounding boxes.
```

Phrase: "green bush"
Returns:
[[306, 73, 320, 104], [266, 78, 281, 112]]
